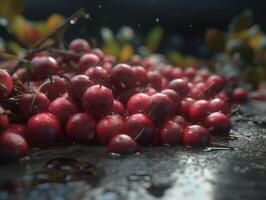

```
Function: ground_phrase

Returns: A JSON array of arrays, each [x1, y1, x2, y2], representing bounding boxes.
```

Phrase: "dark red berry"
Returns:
[[161, 89, 181, 113], [108, 134, 139, 155], [204, 112, 231, 136], [109, 100, 125, 116], [82, 85, 114, 116], [96, 114, 124, 145], [0, 69, 13, 100], [127, 93, 150, 115], [79, 53, 99, 73], [132, 66, 148, 86], [68, 75, 93, 101], [69, 38, 90, 54], [2, 124, 27, 141], [66, 113, 96, 142], [183, 125, 210, 147], [110, 64, 135, 90], [189, 100, 212, 123], [180, 97, 196, 119], [170, 68, 184, 80], [205, 75, 225, 94], [0, 114, 9, 133], [210, 98, 231, 114], [27, 113, 61, 145], [231, 87, 248, 104], [168, 79, 189, 97], [85, 66, 110, 87], [159, 120, 184, 145], [147, 71, 162, 91], [0, 133, 28, 161], [125, 113, 156, 145]]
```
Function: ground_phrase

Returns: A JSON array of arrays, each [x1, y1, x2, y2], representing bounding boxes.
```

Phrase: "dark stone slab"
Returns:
[[0, 101, 266, 200]]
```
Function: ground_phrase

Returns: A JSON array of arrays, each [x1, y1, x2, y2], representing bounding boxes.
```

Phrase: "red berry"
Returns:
[[147, 71, 162, 91], [210, 98, 231, 114], [85, 66, 110, 87], [96, 114, 124, 145], [0, 114, 9, 133], [0, 133, 28, 161], [0, 69, 13, 100], [205, 75, 225, 94], [159, 120, 184, 145], [183, 125, 210, 147], [66, 113, 96, 142], [109, 99, 125, 116], [161, 89, 181, 113], [31, 56, 60, 80], [2, 124, 27, 141], [108, 134, 139, 155], [204, 112, 231, 136], [170, 68, 184, 80], [132, 66, 148, 86], [82, 85, 114, 116], [117, 87, 138, 106], [231, 87, 248, 104], [19, 92, 50, 119], [69, 38, 90, 54], [79, 53, 99, 73], [168, 115, 191, 128], [180, 97, 196, 119], [147, 93, 175, 123], [125, 113, 156, 145], [168, 79, 189, 97], [68, 75, 93, 101], [189, 100, 212, 123], [184, 67, 196, 79], [49, 97, 79, 126], [27, 113, 61, 145], [127, 93, 150, 115], [110, 64, 135, 90]]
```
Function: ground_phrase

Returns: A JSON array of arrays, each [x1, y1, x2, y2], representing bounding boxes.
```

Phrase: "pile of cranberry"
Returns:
[[0, 38, 249, 161]]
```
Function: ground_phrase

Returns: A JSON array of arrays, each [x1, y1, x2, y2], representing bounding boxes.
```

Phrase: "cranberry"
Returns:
[[19, 92, 50, 119], [2, 124, 27, 141], [161, 89, 181, 113], [40, 76, 68, 101], [168, 79, 189, 97], [78, 53, 99, 73], [204, 112, 231, 136], [31, 56, 60, 80], [217, 90, 229, 101], [168, 115, 191, 128], [49, 97, 79, 126], [108, 134, 139, 155], [189, 82, 207, 100], [125, 113, 156, 145], [210, 98, 231, 114], [69, 38, 90, 54], [249, 92, 266, 101], [68, 75, 93, 101], [231, 87, 248, 104], [27, 113, 61, 145], [109, 100, 125, 116], [159, 120, 184, 145], [96, 114, 124, 145], [147, 93, 175, 123], [142, 87, 157, 96], [189, 100, 212, 123], [132, 66, 148, 86], [183, 125, 210, 147], [127, 93, 150, 115], [147, 71, 162, 91], [0, 133, 28, 161], [0, 114, 9, 133], [82, 85, 114, 117], [110, 64, 135, 90], [0, 69, 13, 100], [170, 68, 184, 80], [205, 75, 225, 94], [117, 87, 138, 106], [85, 66, 110, 87], [180, 97, 196, 119], [184, 67, 196, 79], [66, 113, 96, 142]]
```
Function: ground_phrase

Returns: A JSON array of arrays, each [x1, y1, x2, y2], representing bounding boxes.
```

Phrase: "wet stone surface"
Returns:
[[0, 101, 266, 200]]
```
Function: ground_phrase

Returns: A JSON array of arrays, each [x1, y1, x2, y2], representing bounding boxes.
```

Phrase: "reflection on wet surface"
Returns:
[[0, 102, 266, 199]]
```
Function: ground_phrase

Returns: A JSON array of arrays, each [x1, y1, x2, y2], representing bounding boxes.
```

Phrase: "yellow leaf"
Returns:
[[205, 28, 225, 52], [0, 0, 25, 21], [46, 14, 64, 33], [119, 43, 134, 61]]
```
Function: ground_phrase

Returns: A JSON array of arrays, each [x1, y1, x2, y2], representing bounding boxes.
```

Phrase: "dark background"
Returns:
[[24, 0, 266, 35]]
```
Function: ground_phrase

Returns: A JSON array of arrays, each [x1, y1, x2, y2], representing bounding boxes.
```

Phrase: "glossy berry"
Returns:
[[31, 56, 60, 80], [231, 88, 248, 104], [110, 64, 135, 90], [132, 66, 148, 86], [127, 93, 150, 115], [49, 97, 79, 126], [27, 113, 61, 145], [79, 53, 99, 73], [69, 38, 90, 54], [2, 124, 27, 141], [117, 87, 138, 106], [189, 100, 212, 123], [170, 68, 184, 80], [204, 112, 231, 136], [168, 79, 189, 97], [109, 99, 125, 116], [96, 114, 124, 145], [161, 89, 181, 113], [0, 69, 13, 100], [68, 75, 93, 101], [108, 134, 139, 155], [82, 85, 114, 116], [19, 92, 50, 119], [159, 120, 184, 145], [205, 75, 225, 94], [0, 133, 28, 161], [183, 125, 210, 147], [180, 97, 196, 119], [125, 113, 156, 145], [168, 115, 191, 128], [147, 71, 162, 91], [147, 93, 175, 123], [85, 66, 110, 87], [66, 113, 96, 142], [210, 98, 231, 114]]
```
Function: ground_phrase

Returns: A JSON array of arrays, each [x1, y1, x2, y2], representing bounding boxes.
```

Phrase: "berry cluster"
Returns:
[[0, 38, 249, 161]]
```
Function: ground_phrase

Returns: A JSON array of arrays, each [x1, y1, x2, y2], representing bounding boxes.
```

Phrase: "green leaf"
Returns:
[[229, 9, 253, 33], [145, 26, 164, 52], [0, 0, 26, 21]]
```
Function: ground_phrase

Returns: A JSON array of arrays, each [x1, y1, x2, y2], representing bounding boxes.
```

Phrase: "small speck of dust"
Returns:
[[98, 5, 102, 8], [155, 18, 160, 23], [137, 24, 141, 27], [189, 24, 193, 28]]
